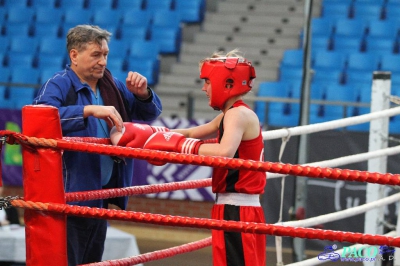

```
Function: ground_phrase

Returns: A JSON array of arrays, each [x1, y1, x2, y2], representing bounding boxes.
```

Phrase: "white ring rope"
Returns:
[[266, 144, 400, 179], [285, 231, 397, 266], [278, 192, 400, 228], [262, 106, 400, 140]]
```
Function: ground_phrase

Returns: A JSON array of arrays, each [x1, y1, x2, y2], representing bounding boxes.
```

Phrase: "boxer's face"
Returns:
[[202, 79, 212, 106]]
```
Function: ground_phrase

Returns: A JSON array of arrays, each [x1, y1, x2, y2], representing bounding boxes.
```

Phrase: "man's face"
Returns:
[[71, 39, 109, 84]]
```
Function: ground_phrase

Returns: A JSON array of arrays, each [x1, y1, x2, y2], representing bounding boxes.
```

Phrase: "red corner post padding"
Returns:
[[22, 105, 67, 266]]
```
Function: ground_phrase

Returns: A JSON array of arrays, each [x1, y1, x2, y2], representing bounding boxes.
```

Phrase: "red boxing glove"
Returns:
[[110, 122, 169, 148], [143, 132, 204, 165]]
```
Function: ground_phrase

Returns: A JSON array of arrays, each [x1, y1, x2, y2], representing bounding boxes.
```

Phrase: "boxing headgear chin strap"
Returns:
[[200, 57, 256, 111]]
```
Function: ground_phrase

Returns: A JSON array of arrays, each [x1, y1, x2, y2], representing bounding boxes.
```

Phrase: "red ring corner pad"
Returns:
[[22, 105, 67, 266]]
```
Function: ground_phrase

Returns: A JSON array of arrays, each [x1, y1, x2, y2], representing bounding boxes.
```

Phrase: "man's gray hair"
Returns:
[[66, 25, 112, 53]]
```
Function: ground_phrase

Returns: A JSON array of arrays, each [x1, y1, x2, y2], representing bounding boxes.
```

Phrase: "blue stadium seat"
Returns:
[[1, 23, 31, 37], [86, 0, 114, 10], [13, 96, 35, 109], [30, 23, 61, 38], [288, 81, 302, 99], [331, 35, 363, 53], [118, 25, 148, 41], [254, 81, 291, 124], [384, 2, 400, 20], [346, 52, 381, 72], [0, 85, 7, 100], [321, 2, 351, 19], [30, 0, 56, 8], [310, 82, 326, 100], [344, 69, 373, 85], [34, 7, 64, 24], [114, 0, 144, 10], [63, 8, 93, 26], [110, 69, 126, 82], [308, 35, 332, 50], [281, 49, 304, 68], [354, 0, 385, 3], [0, 98, 16, 109], [380, 54, 400, 74], [367, 19, 400, 39], [36, 54, 65, 70], [10, 67, 40, 84], [392, 74, 400, 88], [175, 0, 205, 23], [56, 0, 85, 9], [92, 9, 122, 28], [0, 9, 6, 24], [0, 67, 11, 82], [310, 17, 335, 38], [107, 57, 126, 72], [3, 0, 27, 7], [278, 65, 303, 81], [121, 9, 152, 27], [325, 84, 356, 102], [8, 67, 39, 108], [152, 10, 181, 28], [39, 68, 58, 83], [352, 2, 383, 20], [149, 25, 182, 54], [312, 68, 344, 84], [128, 39, 160, 60], [108, 39, 130, 58], [6, 7, 35, 24], [144, 0, 173, 11], [310, 104, 345, 124], [389, 117, 400, 134], [9, 36, 39, 53], [127, 58, 159, 85], [0, 36, 10, 53], [364, 36, 397, 53], [334, 19, 368, 38], [38, 37, 66, 55], [4, 52, 35, 68], [313, 50, 347, 71], [268, 102, 300, 127]]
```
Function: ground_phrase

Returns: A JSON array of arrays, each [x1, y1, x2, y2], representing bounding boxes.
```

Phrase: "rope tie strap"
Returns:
[[0, 196, 20, 210]]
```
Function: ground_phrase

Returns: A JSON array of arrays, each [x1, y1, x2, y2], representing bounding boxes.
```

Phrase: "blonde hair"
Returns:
[[199, 48, 244, 69]]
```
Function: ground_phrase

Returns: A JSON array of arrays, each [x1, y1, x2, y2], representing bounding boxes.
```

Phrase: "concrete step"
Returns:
[[215, 0, 321, 16], [180, 42, 287, 61], [193, 32, 300, 50], [205, 12, 305, 28], [202, 22, 301, 37], [216, 1, 306, 16]]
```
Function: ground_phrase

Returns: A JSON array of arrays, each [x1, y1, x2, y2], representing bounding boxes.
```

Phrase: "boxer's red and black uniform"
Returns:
[[212, 100, 266, 266]]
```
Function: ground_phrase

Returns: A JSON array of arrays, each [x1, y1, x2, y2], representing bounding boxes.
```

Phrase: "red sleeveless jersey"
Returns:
[[212, 100, 266, 194]]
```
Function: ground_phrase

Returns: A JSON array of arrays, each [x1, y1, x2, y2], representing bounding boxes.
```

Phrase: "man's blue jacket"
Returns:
[[33, 65, 162, 210]]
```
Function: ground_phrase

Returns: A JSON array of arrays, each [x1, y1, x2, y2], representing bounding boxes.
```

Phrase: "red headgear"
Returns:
[[200, 57, 256, 110]]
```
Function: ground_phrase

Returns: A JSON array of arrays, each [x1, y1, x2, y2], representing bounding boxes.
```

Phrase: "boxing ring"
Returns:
[[1, 75, 400, 265]]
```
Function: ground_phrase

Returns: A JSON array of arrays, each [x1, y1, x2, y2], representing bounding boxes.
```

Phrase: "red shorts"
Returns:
[[211, 204, 266, 266]]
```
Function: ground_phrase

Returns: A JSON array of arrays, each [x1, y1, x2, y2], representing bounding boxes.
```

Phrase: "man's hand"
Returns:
[[83, 105, 123, 132], [126, 71, 150, 99]]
